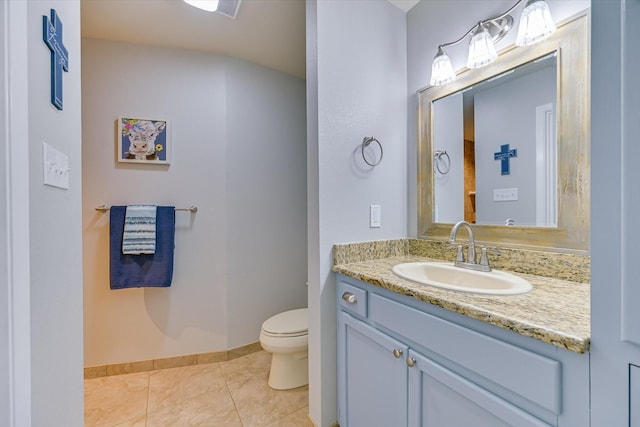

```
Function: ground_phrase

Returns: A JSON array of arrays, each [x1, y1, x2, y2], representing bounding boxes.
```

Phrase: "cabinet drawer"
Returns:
[[337, 280, 367, 318], [370, 293, 561, 415]]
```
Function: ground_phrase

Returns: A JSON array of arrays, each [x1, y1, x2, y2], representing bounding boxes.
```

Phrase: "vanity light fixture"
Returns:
[[429, 0, 556, 87], [183, 0, 242, 18], [183, 0, 220, 12]]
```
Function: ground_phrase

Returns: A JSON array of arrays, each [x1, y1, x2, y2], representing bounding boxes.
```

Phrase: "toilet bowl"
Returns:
[[259, 308, 308, 390]]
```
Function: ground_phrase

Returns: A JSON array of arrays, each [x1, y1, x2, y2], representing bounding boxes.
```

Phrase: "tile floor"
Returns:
[[84, 350, 311, 427]]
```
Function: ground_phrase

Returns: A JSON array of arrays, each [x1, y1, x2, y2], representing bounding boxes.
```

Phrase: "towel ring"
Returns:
[[361, 136, 383, 167], [434, 150, 451, 175]]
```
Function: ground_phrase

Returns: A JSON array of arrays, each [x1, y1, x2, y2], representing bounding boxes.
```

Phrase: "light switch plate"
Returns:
[[43, 142, 70, 190], [370, 205, 381, 228], [493, 188, 518, 201]]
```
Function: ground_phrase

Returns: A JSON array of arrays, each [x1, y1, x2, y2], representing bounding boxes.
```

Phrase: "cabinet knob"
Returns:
[[406, 357, 416, 368], [392, 348, 403, 358], [342, 292, 358, 304]]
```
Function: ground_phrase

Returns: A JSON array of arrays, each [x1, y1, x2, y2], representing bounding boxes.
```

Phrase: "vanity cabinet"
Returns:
[[336, 274, 590, 427], [338, 311, 409, 426], [631, 365, 640, 426]]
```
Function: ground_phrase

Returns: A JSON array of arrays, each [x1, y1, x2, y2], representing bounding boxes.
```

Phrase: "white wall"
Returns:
[[82, 39, 306, 366], [27, 1, 84, 425], [307, 0, 408, 425], [407, 0, 590, 236]]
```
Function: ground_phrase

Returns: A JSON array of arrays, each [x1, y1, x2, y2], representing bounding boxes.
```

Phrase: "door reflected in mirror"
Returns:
[[433, 53, 557, 227]]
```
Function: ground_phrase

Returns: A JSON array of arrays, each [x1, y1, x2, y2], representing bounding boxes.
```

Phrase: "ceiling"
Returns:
[[81, 0, 420, 80]]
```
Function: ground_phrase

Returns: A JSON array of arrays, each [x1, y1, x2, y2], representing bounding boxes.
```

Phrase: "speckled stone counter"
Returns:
[[332, 239, 591, 354]]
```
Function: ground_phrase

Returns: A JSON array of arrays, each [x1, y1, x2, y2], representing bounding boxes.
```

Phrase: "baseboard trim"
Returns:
[[84, 341, 263, 379], [306, 414, 339, 427]]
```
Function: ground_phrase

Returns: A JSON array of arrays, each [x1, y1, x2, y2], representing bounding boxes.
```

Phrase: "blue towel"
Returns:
[[122, 205, 157, 254], [110, 206, 175, 289]]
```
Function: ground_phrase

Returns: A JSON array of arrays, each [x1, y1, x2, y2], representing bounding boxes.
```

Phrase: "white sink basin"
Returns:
[[391, 262, 532, 295]]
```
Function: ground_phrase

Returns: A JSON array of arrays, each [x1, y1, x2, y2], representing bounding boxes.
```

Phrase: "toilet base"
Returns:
[[268, 351, 309, 390]]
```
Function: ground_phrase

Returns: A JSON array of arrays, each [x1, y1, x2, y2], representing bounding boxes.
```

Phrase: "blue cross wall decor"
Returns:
[[494, 144, 517, 175], [42, 9, 69, 110]]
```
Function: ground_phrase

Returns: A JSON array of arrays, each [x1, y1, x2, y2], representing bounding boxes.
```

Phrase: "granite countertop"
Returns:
[[332, 242, 591, 354]]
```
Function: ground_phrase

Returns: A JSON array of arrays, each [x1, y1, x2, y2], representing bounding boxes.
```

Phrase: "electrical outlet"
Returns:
[[493, 188, 518, 201], [370, 205, 381, 228]]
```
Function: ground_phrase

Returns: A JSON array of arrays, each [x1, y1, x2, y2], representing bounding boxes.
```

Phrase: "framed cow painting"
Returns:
[[117, 116, 170, 165]]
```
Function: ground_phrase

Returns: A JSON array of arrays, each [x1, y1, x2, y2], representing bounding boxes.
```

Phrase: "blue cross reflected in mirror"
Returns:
[[42, 9, 69, 110], [494, 144, 517, 176]]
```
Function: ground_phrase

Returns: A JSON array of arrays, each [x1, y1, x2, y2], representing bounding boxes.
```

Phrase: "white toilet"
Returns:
[[259, 308, 309, 390]]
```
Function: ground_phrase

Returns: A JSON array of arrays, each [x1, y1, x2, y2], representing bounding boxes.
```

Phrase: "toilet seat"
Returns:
[[261, 308, 308, 337]]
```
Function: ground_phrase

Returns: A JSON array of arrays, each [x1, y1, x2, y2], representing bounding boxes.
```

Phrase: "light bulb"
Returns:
[[184, 0, 220, 12], [467, 24, 498, 69], [516, 0, 556, 47], [430, 48, 456, 86]]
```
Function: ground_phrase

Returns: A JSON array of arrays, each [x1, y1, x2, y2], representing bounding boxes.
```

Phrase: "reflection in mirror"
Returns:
[[418, 12, 589, 252], [433, 53, 557, 227]]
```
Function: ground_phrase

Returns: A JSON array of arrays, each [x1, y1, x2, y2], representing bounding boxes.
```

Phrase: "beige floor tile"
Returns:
[[85, 349, 310, 427], [148, 363, 228, 413], [264, 406, 313, 427], [220, 350, 272, 385], [84, 372, 149, 427], [146, 387, 243, 427], [113, 415, 147, 427], [229, 374, 309, 427]]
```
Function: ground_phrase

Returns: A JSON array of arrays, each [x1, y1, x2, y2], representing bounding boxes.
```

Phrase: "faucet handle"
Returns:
[[479, 247, 501, 267], [453, 244, 465, 262]]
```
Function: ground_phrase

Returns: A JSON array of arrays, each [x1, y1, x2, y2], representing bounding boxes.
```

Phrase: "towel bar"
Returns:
[[95, 205, 198, 213]]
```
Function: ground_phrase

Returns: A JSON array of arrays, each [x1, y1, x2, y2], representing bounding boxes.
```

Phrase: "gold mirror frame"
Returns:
[[418, 11, 590, 254]]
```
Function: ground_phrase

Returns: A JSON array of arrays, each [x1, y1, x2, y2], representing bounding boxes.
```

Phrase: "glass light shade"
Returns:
[[515, 0, 556, 46], [430, 49, 456, 86], [183, 0, 220, 12], [466, 26, 498, 69]]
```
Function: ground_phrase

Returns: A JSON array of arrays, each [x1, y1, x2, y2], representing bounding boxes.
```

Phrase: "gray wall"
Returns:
[[28, 1, 84, 425], [591, 0, 640, 425], [1, 3, 33, 424], [0, 3, 9, 423], [307, 1, 408, 425], [433, 92, 464, 223], [225, 57, 308, 348], [82, 39, 307, 366]]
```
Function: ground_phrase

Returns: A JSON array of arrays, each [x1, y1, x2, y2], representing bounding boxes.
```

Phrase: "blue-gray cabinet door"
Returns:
[[338, 311, 409, 427], [407, 350, 552, 427]]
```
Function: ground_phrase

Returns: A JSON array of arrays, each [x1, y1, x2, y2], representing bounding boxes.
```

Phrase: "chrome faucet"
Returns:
[[449, 220, 500, 272]]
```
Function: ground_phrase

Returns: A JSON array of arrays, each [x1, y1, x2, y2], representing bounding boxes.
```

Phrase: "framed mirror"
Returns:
[[418, 11, 589, 253]]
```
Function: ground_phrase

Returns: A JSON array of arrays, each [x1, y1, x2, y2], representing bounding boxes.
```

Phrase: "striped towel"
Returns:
[[122, 205, 157, 255]]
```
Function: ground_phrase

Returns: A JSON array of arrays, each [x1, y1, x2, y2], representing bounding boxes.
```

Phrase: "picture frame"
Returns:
[[117, 116, 170, 164]]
